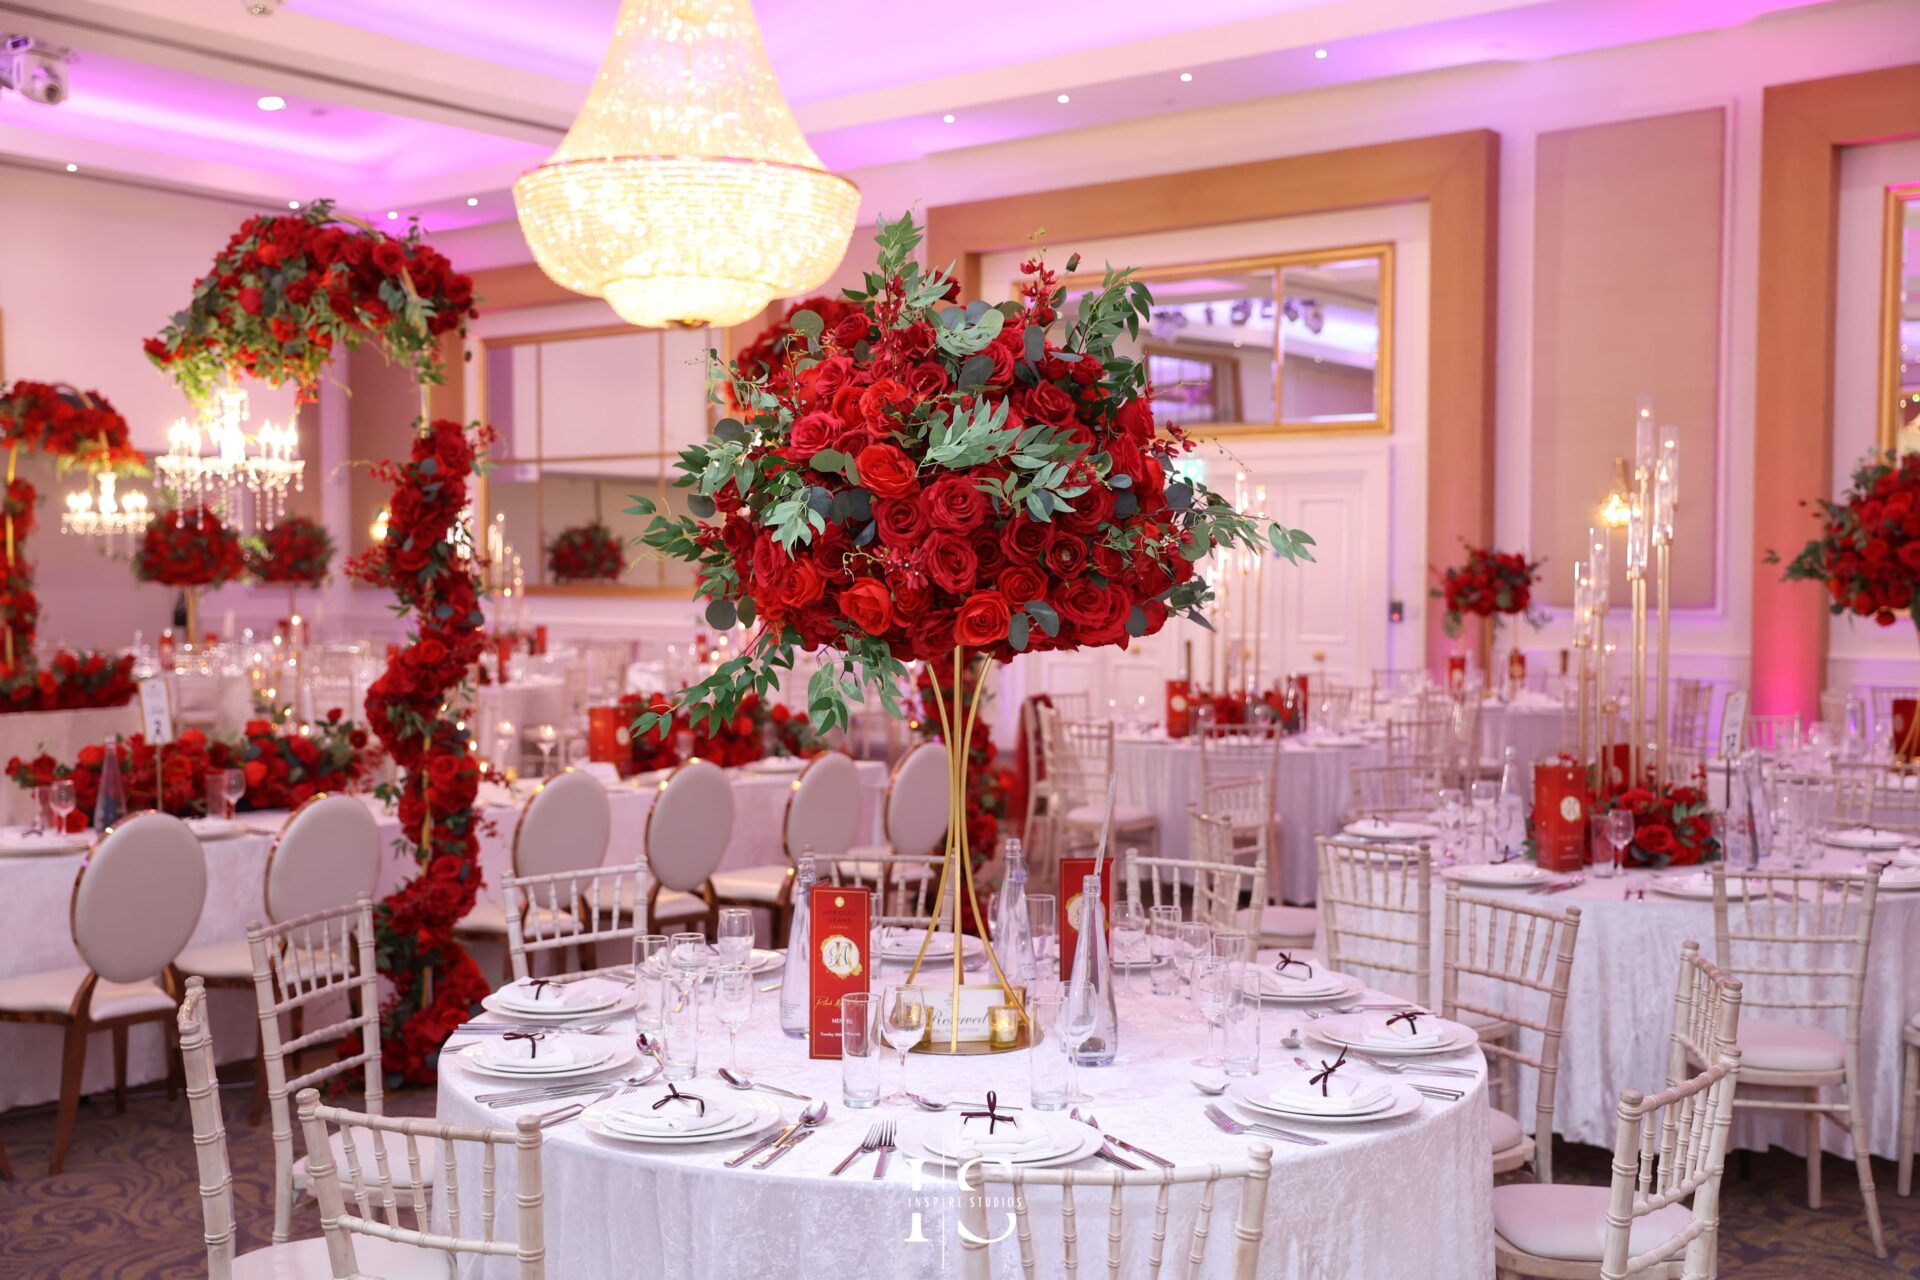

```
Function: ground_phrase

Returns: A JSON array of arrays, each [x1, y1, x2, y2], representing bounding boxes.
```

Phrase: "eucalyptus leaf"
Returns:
[[687, 494, 717, 519], [789, 310, 823, 339], [1125, 605, 1149, 637], [1009, 612, 1031, 652], [705, 598, 737, 630]]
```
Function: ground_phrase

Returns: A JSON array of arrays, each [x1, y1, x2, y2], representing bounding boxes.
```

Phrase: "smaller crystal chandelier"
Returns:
[[157, 382, 304, 531], [62, 471, 152, 554]]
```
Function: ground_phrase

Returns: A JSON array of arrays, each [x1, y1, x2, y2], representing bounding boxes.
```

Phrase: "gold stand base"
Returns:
[[910, 1023, 1032, 1056]]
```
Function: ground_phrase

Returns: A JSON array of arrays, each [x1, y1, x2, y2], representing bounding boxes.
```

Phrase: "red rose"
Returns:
[[831, 312, 870, 350], [237, 288, 264, 317], [1001, 518, 1048, 564], [1021, 382, 1078, 427], [840, 579, 894, 636], [856, 444, 918, 499], [908, 607, 958, 660], [1637, 823, 1676, 856], [924, 474, 987, 534], [923, 533, 979, 594], [905, 362, 948, 400], [997, 565, 1046, 607], [789, 412, 839, 459], [1042, 530, 1087, 579], [873, 497, 927, 547], [954, 591, 1013, 647], [372, 240, 408, 276]]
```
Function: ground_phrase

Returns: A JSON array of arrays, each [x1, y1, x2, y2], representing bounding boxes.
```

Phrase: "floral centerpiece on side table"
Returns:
[[546, 520, 623, 583], [629, 214, 1312, 1046], [1598, 781, 1718, 868], [1434, 544, 1546, 679]]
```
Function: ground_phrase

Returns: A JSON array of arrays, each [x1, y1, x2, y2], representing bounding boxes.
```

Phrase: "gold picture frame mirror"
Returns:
[[1883, 182, 1920, 454], [1035, 242, 1394, 436]]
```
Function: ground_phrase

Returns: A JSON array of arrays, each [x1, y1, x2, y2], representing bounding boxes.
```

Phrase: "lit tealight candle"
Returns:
[[988, 1004, 1022, 1049]]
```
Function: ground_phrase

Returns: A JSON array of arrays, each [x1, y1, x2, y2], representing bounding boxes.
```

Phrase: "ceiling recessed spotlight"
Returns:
[[257, 95, 286, 111], [1314, 48, 1328, 59], [466, 196, 479, 207], [386, 210, 399, 220], [941, 113, 955, 124], [1056, 93, 1070, 104], [1179, 72, 1193, 83], [287, 199, 301, 209], [63, 162, 76, 172]]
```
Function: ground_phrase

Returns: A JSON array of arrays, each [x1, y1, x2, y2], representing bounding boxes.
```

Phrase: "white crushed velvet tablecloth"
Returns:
[[436, 958, 1492, 1280]]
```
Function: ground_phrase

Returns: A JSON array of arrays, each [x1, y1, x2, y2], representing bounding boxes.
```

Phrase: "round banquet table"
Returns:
[[0, 764, 884, 1113], [1411, 848, 1920, 1161], [1475, 696, 1565, 780], [435, 958, 1492, 1280], [1114, 734, 1387, 905]]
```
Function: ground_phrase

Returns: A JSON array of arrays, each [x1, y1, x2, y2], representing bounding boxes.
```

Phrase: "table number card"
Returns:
[[1718, 689, 1748, 758], [136, 677, 173, 743], [808, 883, 871, 1060], [1057, 857, 1113, 981]]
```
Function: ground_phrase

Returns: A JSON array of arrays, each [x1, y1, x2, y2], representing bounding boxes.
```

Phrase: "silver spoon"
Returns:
[[728, 1098, 829, 1168], [719, 1067, 813, 1101], [1190, 1077, 1228, 1096]]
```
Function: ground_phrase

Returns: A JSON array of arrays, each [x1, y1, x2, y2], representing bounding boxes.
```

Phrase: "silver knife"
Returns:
[[755, 1128, 814, 1169], [1103, 1133, 1174, 1168], [1094, 1145, 1142, 1171], [727, 1123, 798, 1168]]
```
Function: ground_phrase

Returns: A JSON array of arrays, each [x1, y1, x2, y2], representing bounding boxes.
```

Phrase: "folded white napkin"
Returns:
[[494, 979, 582, 1014], [1873, 864, 1920, 889], [1268, 1073, 1393, 1116], [602, 1089, 737, 1134], [950, 1115, 1054, 1157], [479, 1032, 579, 1070], [1361, 1015, 1447, 1049]]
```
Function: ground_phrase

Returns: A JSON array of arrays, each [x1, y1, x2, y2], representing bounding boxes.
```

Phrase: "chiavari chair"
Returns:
[[1038, 708, 1159, 859], [0, 811, 204, 1174], [1315, 836, 1431, 1008], [1196, 724, 1281, 877], [176, 978, 442, 1278], [503, 860, 649, 983], [298, 1087, 549, 1278], [1385, 715, 1450, 782], [958, 1141, 1274, 1280], [1348, 763, 1443, 821], [1442, 889, 1582, 1181], [1670, 679, 1715, 755], [1835, 759, 1920, 832], [1706, 865, 1885, 1257], [1021, 696, 1063, 877], [1899, 1013, 1920, 1196], [868, 851, 948, 932], [1744, 713, 1802, 755], [456, 769, 612, 983], [1125, 814, 1261, 933]]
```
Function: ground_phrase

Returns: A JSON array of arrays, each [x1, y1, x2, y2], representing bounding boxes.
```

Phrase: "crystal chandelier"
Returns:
[[61, 471, 151, 553], [512, 0, 859, 328], [156, 382, 304, 531]]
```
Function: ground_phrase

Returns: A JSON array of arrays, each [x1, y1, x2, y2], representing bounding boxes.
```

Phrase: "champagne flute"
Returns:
[[536, 723, 558, 777], [879, 985, 927, 1104], [49, 779, 76, 835], [1174, 922, 1212, 1018], [1110, 898, 1147, 995], [713, 963, 753, 1074], [716, 907, 754, 968], [1599, 808, 1635, 878], [1147, 906, 1182, 996], [1469, 781, 1498, 864]]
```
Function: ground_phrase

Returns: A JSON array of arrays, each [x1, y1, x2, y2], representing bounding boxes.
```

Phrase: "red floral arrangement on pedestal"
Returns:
[[346, 418, 494, 1083], [144, 198, 476, 404], [134, 506, 247, 587], [1600, 781, 1718, 868], [615, 688, 821, 774], [249, 514, 335, 586], [1774, 450, 1920, 628], [913, 664, 1015, 860], [0, 649, 136, 714], [546, 520, 622, 583], [1434, 545, 1547, 638]]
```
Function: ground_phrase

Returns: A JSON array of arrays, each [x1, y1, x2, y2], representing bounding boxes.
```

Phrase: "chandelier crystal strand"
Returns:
[[155, 381, 304, 533], [513, 0, 859, 328], [62, 471, 152, 556]]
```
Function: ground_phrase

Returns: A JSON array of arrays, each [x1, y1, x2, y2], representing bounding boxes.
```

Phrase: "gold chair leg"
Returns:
[[111, 1026, 128, 1113], [49, 1020, 88, 1175]]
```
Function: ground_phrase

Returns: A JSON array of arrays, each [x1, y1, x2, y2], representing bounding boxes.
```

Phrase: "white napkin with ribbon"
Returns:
[[479, 1032, 579, 1070], [1361, 1013, 1447, 1049], [1268, 1071, 1393, 1116], [494, 978, 588, 1014], [950, 1114, 1055, 1157], [602, 1088, 738, 1134]]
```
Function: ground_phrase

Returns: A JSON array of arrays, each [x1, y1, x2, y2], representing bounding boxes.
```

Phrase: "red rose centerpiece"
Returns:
[[631, 214, 1312, 1046], [249, 513, 336, 629], [1601, 781, 1718, 868], [133, 506, 247, 641], [546, 520, 623, 583], [1433, 544, 1546, 677]]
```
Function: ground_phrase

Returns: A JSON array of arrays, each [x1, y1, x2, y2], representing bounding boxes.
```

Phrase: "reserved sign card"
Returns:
[[1057, 857, 1113, 981], [808, 883, 871, 1060]]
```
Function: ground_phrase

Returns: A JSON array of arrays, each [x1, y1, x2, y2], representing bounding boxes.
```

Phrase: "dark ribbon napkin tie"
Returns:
[[525, 978, 556, 1002], [961, 1090, 1018, 1134], [502, 1031, 545, 1059], [651, 1082, 706, 1117], [1309, 1045, 1349, 1097], [1386, 1010, 1423, 1035], [1273, 952, 1314, 979]]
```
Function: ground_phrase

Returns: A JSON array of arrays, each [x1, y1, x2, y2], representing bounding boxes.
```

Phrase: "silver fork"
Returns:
[[1202, 1102, 1326, 1147], [1352, 1052, 1477, 1079], [832, 1122, 886, 1177], [449, 1021, 613, 1037], [531, 1083, 621, 1129], [479, 1065, 661, 1107], [872, 1120, 897, 1180]]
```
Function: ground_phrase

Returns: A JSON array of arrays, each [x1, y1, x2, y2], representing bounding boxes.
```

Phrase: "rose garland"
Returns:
[[1433, 545, 1547, 638], [249, 514, 336, 586], [546, 520, 622, 583], [144, 198, 476, 405], [346, 418, 494, 1082]]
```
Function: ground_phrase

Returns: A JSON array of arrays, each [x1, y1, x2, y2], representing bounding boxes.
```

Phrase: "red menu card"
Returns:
[[1445, 653, 1468, 693], [1057, 857, 1114, 981], [1532, 762, 1589, 873], [808, 883, 872, 1060], [1164, 680, 1192, 739], [587, 706, 623, 768]]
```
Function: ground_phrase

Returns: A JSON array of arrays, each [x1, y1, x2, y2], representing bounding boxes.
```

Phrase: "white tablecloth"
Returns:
[[1407, 850, 1920, 1160], [0, 764, 886, 1113], [1114, 736, 1386, 905], [1477, 699, 1565, 774], [436, 961, 1492, 1279], [0, 704, 141, 825]]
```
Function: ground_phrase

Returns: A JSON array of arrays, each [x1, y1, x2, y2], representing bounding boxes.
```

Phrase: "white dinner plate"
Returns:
[[876, 930, 982, 962], [1868, 864, 1920, 892], [467, 1032, 612, 1075], [1441, 863, 1550, 888], [597, 1085, 750, 1136], [491, 980, 620, 1017], [0, 827, 91, 856], [905, 1115, 1102, 1168], [1306, 735, 1367, 749], [186, 817, 247, 840], [1646, 872, 1717, 901], [1821, 827, 1908, 852], [1343, 819, 1441, 841], [1253, 958, 1358, 1002], [1305, 1012, 1479, 1057], [457, 1038, 633, 1082], [1229, 1081, 1423, 1126], [478, 985, 631, 1023], [581, 1093, 780, 1146]]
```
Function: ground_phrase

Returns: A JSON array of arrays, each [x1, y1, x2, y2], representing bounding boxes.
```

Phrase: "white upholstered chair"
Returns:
[[175, 792, 381, 1120], [457, 769, 612, 982], [0, 810, 206, 1173], [1493, 941, 1743, 1280], [1441, 889, 1581, 1180], [1315, 836, 1432, 1009], [958, 1141, 1274, 1279], [298, 1086, 548, 1278], [713, 751, 859, 943], [177, 977, 441, 1278], [836, 740, 949, 883], [643, 758, 733, 937], [1706, 864, 1885, 1257], [248, 897, 422, 1244], [503, 860, 649, 983]]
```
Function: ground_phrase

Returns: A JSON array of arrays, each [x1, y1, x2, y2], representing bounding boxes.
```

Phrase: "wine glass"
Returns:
[[1174, 922, 1212, 1015], [1110, 898, 1147, 994], [1026, 894, 1058, 982], [669, 930, 709, 982], [713, 963, 753, 1074], [1060, 974, 1099, 1102], [879, 985, 927, 1104], [1469, 781, 1498, 863], [49, 779, 76, 835], [1191, 956, 1233, 1068], [223, 767, 247, 820], [1437, 788, 1466, 865], [1600, 809, 1635, 878], [716, 907, 754, 968], [536, 723, 558, 777], [1147, 906, 1182, 996]]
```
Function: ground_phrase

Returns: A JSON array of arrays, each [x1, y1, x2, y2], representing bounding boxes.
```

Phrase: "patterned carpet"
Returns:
[[1, 1080, 1916, 1277]]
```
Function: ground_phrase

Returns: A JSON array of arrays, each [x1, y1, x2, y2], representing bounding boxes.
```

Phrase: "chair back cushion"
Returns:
[[784, 751, 861, 861], [886, 742, 950, 858], [514, 770, 613, 877], [646, 759, 734, 892], [73, 812, 207, 982], [268, 794, 380, 923]]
